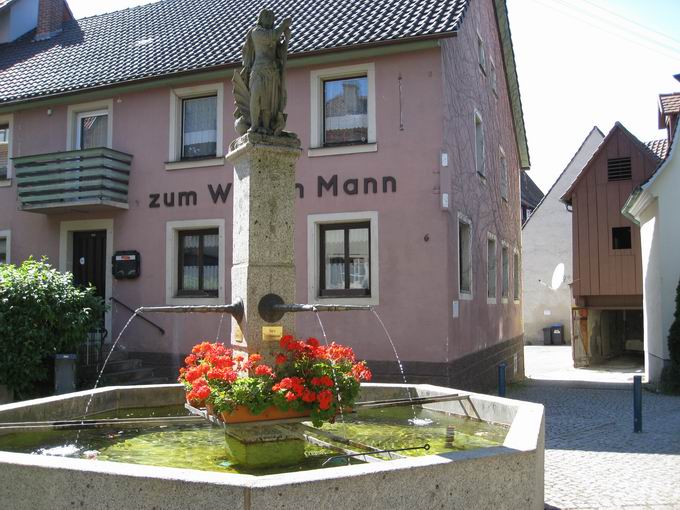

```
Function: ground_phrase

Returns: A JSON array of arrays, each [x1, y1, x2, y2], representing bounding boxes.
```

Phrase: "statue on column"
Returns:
[[233, 9, 292, 137]]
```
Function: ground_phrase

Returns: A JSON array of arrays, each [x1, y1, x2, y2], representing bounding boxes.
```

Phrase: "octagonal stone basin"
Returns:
[[0, 383, 544, 510]]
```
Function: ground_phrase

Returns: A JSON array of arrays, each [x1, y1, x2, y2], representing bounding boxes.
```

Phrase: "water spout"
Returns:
[[137, 300, 244, 323], [258, 293, 372, 323]]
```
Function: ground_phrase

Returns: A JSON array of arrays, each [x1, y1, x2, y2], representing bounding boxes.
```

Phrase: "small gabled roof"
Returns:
[[623, 120, 680, 224], [561, 122, 661, 204], [658, 92, 680, 129]]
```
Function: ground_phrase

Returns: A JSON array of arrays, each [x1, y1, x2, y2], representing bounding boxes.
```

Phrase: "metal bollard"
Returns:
[[498, 362, 507, 397], [633, 375, 642, 433]]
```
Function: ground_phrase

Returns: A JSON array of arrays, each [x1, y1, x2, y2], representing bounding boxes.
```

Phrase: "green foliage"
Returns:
[[669, 279, 680, 366], [663, 279, 680, 393], [211, 377, 274, 416], [0, 258, 106, 395]]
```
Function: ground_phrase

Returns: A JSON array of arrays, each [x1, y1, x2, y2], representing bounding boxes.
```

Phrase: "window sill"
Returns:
[[501, 297, 509, 304], [459, 292, 473, 301], [165, 157, 225, 171], [487, 297, 497, 305], [0, 179, 11, 188], [167, 295, 224, 306], [308, 143, 377, 158], [312, 294, 378, 306]]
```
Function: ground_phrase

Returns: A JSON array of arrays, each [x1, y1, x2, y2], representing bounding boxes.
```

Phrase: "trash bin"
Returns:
[[542, 327, 552, 345], [551, 324, 565, 345], [54, 354, 77, 395]]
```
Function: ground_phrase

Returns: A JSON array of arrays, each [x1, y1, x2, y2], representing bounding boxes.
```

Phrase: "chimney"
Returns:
[[35, 0, 68, 41]]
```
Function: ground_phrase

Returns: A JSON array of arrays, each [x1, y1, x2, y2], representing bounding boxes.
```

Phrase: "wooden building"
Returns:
[[561, 122, 663, 366]]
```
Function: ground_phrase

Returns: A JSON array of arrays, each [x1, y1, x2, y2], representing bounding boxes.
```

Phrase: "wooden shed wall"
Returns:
[[571, 129, 658, 300]]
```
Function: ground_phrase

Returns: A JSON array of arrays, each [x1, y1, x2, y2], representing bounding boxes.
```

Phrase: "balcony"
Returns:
[[14, 147, 132, 213]]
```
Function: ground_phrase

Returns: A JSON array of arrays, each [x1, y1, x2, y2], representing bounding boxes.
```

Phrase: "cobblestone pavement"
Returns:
[[508, 382, 680, 509]]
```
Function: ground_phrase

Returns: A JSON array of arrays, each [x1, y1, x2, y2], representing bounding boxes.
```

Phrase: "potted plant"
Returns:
[[178, 335, 372, 427]]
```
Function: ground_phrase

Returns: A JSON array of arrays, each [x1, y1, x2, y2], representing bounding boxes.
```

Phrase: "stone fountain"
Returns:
[[0, 10, 544, 509]]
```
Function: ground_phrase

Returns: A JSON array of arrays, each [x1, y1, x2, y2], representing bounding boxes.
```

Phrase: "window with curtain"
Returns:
[[323, 76, 368, 146], [182, 95, 217, 159], [0, 124, 8, 180], [320, 222, 370, 296], [78, 111, 108, 149], [178, 229, 219, 296]]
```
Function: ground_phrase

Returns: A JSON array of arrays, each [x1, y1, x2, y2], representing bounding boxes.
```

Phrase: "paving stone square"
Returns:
[[511, 347, 680, 509]]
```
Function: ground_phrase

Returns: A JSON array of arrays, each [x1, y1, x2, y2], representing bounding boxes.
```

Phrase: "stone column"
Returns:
[[226, 132, 301, 363]]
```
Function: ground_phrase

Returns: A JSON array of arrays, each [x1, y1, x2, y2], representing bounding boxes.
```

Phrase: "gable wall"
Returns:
[[572, 129, 658, 300]]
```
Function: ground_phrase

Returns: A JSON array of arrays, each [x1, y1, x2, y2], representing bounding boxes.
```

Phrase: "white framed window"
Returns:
[[307, 211, 379, 305], [501, 242, 509, 302], [500, 146, 508, 201], [76, 109, 109, 150], [477, 31, 486, 74], [0, 229, 10, 264], [0, 114, 12, 183], [490, 57, 498, 96], [67, 100, 113, 151], [166, 219, 226, 305], [513, 248, 521, 303], [487, 233, 497, 303], [474, 110, 485, 177], [167, 83, 224, 170], [309, 63, 377, 157], [458, 213, 473, 299]]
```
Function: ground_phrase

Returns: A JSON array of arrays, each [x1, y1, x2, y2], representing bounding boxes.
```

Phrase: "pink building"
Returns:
[[0, 0, 530, 390]]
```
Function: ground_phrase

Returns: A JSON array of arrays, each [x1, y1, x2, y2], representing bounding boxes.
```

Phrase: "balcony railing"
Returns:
[[14, 147, 133, 213]]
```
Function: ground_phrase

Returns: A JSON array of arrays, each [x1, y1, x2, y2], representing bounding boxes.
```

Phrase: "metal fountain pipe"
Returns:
[[137, 300, 245, 323], [258, 293, 372, 323]]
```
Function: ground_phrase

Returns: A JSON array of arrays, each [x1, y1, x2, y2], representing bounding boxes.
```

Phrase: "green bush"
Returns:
[[0, 258, 106, 395], [662, 279, 680, 393], [669, 279, 680, 366]]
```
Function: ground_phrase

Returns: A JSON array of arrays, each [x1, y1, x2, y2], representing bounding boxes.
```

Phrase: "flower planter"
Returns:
[[219, 405, 310, 424]]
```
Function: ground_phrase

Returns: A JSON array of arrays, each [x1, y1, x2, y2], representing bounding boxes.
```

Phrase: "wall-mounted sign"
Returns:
[[262, 326, 283, 342], [148, 176, 397, 208]]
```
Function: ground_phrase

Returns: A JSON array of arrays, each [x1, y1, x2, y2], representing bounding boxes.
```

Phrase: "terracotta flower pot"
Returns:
[[219, 405, 311, 424]]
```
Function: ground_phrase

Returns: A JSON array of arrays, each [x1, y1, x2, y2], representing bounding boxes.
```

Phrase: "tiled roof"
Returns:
[[0, 0, 469, 104], [659, 93, 680, 115], [646, 138, 669, 160], [521, 172, 543, 209]]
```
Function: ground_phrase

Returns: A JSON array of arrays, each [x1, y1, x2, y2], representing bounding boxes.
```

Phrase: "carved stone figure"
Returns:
[[233, 9, 292, 136]]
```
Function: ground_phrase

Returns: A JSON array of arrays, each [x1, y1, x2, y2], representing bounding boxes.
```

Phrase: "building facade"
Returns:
[[522, 127, 604, 346], [623, 89, 680, 384], [0, 0, 529, 390], [561, 123, 664, 367]]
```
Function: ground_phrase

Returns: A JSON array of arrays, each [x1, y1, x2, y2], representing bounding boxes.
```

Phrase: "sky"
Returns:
[[67, 0, 680, 193]]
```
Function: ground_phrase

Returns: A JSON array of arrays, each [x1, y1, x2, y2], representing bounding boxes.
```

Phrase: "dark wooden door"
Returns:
[[72, 230, 106, 299]]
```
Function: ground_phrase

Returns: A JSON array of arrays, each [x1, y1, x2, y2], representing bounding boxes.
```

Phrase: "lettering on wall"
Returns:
[[148, 176, 397, 208]]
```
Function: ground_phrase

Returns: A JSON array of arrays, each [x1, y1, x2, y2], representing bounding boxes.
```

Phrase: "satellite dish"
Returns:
[[550, 263, 565, 290]]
